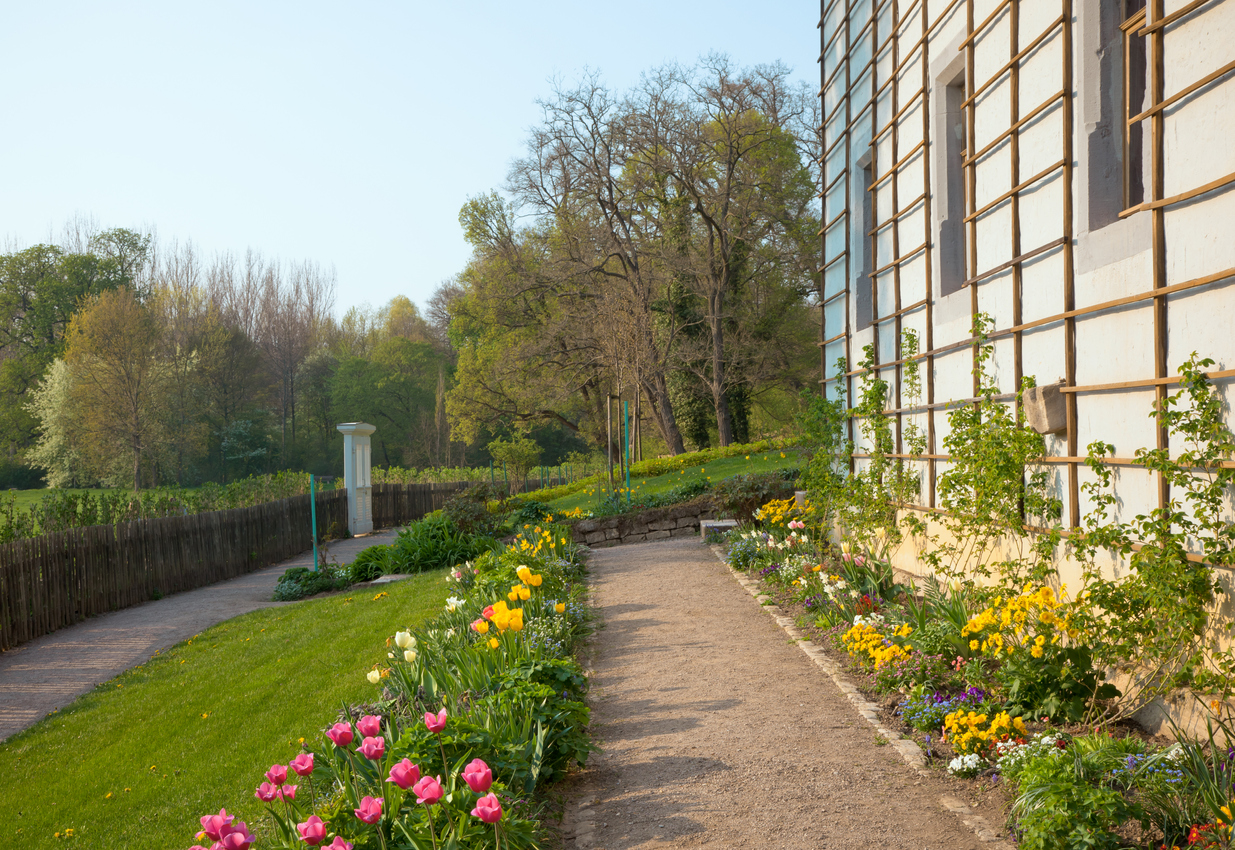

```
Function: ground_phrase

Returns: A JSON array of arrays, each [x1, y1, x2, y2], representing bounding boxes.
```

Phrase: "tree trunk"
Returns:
[[642, 372, 687, 454], [710, 290, 734, 446]]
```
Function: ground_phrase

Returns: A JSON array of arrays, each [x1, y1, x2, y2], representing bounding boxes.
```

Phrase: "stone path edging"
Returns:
[[709, 544, 1013, 849]]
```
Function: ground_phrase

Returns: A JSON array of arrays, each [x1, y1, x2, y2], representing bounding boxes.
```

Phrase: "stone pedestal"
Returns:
[[337, 422, 376, 536]]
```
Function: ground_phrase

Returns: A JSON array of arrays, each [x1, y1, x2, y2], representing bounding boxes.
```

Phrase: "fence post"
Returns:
[[624, 401, 631, 505], [310, 474, 318, 571]]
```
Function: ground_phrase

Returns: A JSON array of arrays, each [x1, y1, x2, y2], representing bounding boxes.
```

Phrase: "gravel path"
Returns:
[[0, 529, 398, 743], [560, 537, 997, 850]]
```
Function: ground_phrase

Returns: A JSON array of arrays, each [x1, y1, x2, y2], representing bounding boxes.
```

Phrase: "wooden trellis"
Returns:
[[818, 0, 1235, 533]]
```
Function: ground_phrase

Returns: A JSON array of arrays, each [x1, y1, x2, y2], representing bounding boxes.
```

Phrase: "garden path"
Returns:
[[0, 529, 398, 744], [559, 537, 1000, 850]]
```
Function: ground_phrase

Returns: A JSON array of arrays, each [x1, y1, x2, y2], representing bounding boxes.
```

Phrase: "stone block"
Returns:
[[575, 519, 599, 534], [600, 517, 620, 530], [604, 527, 620, 539], [584, 531, 607, 545], [674, 516, 699, 529], [626, 533, 647, 543], [1024, 381, 1067, 434], [648, 518, 674, 531], [669, 527, 695, 538], [646, 529, 671, 540]]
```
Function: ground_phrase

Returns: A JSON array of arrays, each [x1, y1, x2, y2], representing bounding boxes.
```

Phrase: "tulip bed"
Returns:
[[187, 519, 594, 850], [723, 499, 1235, 850]]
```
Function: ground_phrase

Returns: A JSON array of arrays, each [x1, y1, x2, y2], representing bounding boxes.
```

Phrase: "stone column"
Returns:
[[336, 422, 376, 536]]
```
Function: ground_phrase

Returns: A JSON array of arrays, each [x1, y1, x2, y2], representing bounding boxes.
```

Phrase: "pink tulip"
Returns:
[[199, 809, 235, 841], [326, 722, 354, 747], [354, 795, 383, 824], [289, 752, 315, 776], [482, 604, 495, 619], [424, 708, 447, 733], [472, 792, 503, 824], [461, 758, 492, 793], [324, 838, 354, 850], [412, 774, 444, 806], [386, 758, 421, 790], [356, 714, 382, 737], [297, 814, 328, 846], [357, 736, 385, 760], [254, 781, 280, 802], [279, 784, 298, 801], [218, 821, 256, 850], [265, 763, 288, 786]]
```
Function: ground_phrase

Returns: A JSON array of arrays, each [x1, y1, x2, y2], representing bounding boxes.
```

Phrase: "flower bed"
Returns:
[[187, 518, 594, 850], [721, 506, 1235, 850]]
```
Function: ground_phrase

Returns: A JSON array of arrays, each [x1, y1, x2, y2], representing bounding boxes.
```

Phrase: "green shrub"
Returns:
[[345, 545, 390, 583], [387, 515, 497, 574], [271, 566, 349, 601], [442, 482, 505, 535]]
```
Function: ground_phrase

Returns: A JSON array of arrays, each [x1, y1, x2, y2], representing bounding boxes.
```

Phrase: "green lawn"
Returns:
[[0, 571, 451, 850], [5, 488, 121, 513], [547, 448, 800, 514]]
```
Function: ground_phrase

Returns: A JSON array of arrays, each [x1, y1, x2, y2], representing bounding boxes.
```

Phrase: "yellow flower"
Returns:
[[555, 602, 566, 613], [516, 565, 532, 582], [528, 574, 543, 588], [1030, 645, 1044, 658], [488, 637, 500, 649], [509, 609, 524, 631]]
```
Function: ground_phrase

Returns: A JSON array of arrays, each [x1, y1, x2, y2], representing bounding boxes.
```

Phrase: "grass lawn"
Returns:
[[4, 488, 122, 513], [546, 448, 801, 514], [0, 571, 451, 850]]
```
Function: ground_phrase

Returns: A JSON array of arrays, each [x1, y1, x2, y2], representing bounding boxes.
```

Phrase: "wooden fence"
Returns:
[[0, 481, 469, 651]]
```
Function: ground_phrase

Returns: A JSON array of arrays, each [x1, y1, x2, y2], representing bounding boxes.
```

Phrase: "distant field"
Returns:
[[4, 488, 122, 513], [546, 449, 801, 514]]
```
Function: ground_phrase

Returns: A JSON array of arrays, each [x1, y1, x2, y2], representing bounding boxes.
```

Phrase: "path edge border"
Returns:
[[708, 544, 1014, 849]]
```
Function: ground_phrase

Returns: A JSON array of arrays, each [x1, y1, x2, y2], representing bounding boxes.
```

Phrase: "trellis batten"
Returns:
[[818, 0, 1235, 537]]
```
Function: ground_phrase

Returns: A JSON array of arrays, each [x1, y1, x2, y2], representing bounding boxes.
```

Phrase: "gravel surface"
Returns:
[[559, 537, 1000, 850], [0, 529, 398, 743]]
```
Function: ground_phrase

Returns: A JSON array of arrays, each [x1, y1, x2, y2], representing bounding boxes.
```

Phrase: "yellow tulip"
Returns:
[[488, 637, 500, 649], [528, 574, 543, 587], [555, 602, 566, 614]]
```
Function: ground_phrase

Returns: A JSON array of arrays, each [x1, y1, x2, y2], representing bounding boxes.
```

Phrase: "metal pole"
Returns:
[[310, 473, 319, 572], [624, 401, 631, 506], [607, 395, 614, 494]]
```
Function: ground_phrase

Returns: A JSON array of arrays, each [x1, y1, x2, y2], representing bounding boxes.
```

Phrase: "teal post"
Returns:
[[309, 474, 319, 572], [624, 401, 631, 506]]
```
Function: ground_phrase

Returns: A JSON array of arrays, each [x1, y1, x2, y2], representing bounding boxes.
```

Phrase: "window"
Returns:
[[855, 153, 874, 329], [939, 73, 968, 295], [1121, 0, 1148, 209]]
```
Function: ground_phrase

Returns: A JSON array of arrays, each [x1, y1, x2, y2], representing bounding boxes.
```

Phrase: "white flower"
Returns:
[[366, 670, 381, 684], [445, 628, 456, 638], [404, 649, 417, 663], [387, 652, 394, 659], [395, 631, 415, 649], [948, 753, 984, 776], [445, 596, 466, 612]]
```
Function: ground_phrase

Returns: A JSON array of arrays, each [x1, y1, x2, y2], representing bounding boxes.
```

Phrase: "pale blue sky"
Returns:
[[0, 1, 819, 315]]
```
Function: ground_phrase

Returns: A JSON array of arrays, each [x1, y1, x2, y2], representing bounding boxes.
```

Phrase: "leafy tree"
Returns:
[[62, 288, 170, 489], [487, 434, 541, 494]]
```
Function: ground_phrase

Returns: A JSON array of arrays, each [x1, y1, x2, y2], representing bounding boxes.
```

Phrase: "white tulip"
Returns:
[[366, 670, 381, 684], [394, 631, 415, 649]]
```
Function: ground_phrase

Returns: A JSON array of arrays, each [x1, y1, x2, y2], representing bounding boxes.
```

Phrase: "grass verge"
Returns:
[[0, 571, 451, 850], [546, 448, 800, 514]]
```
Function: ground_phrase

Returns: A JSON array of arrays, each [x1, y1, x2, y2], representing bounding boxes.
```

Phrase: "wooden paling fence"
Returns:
[[0, 481, 469, 651]]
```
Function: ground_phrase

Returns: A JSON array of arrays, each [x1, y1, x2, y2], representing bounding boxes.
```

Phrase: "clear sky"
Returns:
[[1, 1, 820, 316]]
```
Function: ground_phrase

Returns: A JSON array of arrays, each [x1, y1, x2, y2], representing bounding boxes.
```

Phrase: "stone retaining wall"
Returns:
[[570, 498, 715, 548]]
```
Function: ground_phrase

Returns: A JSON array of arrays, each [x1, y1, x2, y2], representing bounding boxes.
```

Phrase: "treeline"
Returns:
[[445, 56, 823, 456], [3, 57, 822, 493], [0, 224, 510, 490]]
